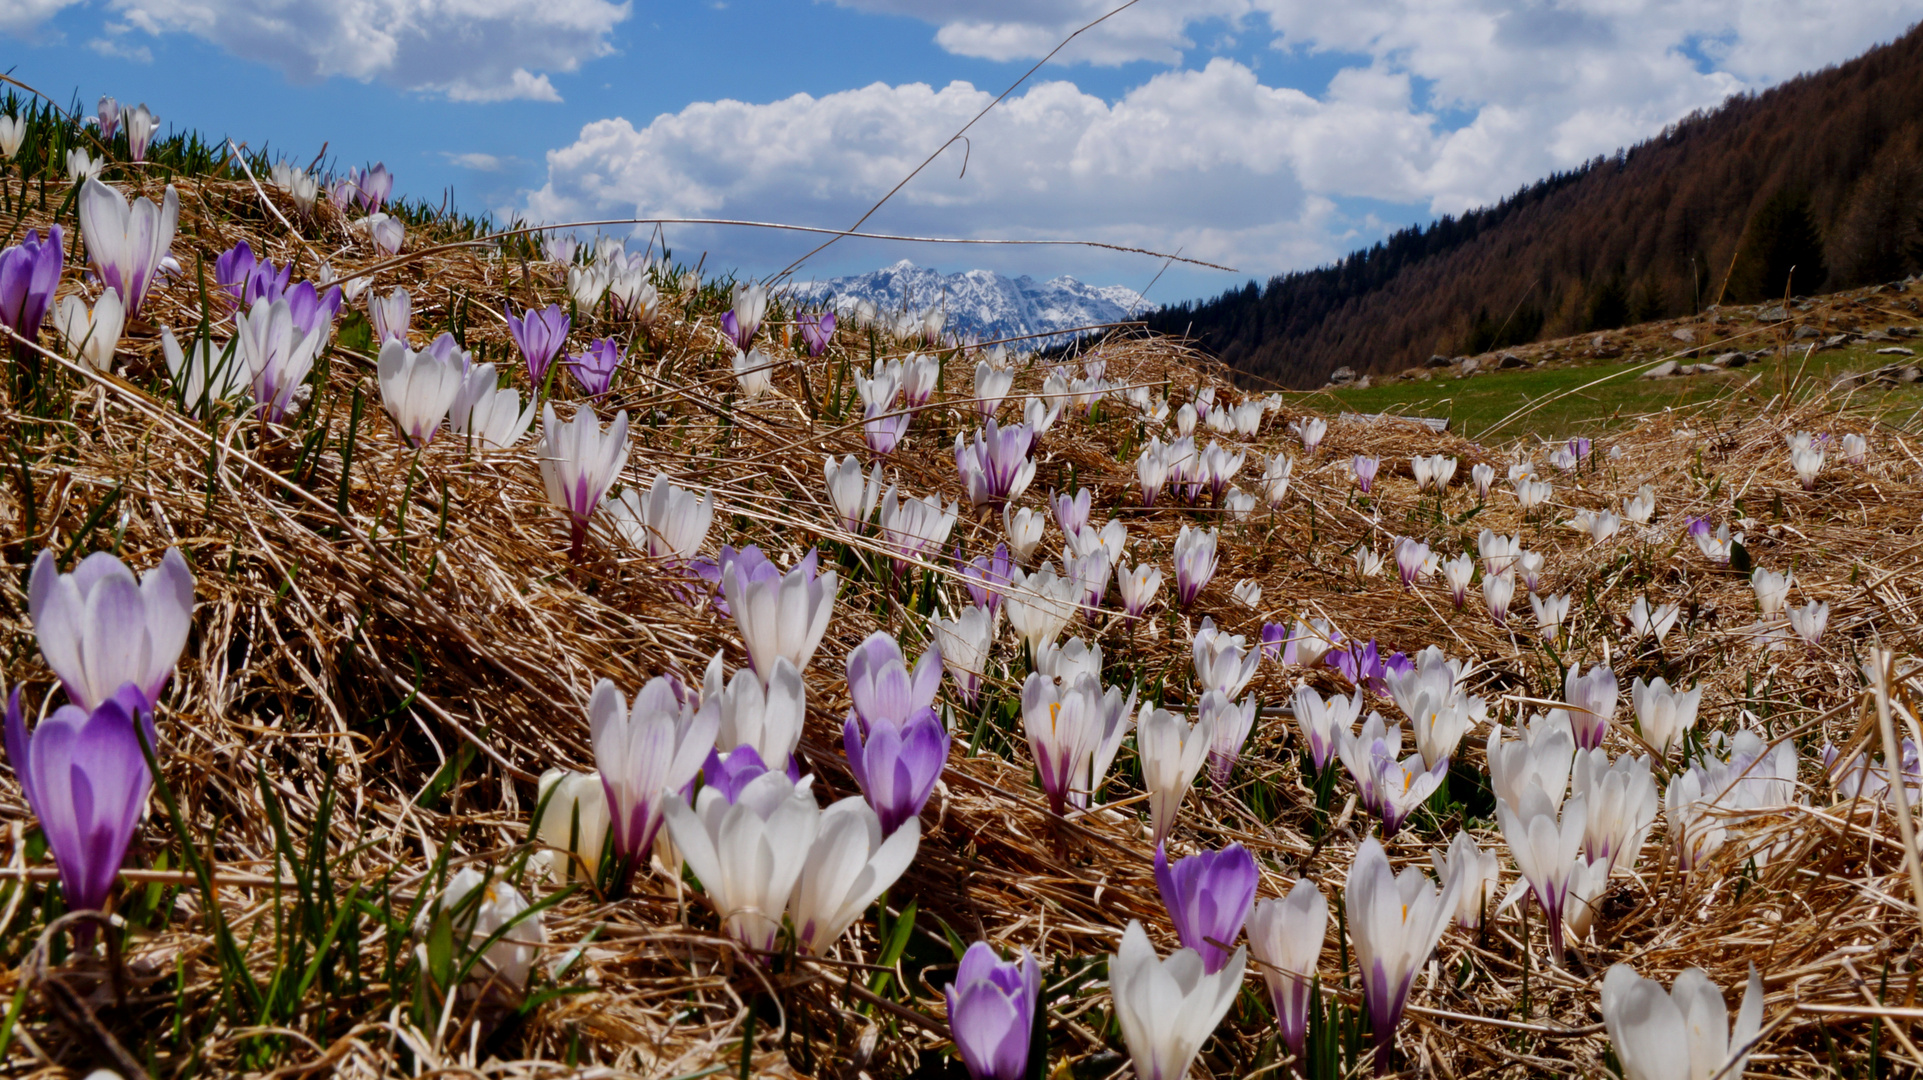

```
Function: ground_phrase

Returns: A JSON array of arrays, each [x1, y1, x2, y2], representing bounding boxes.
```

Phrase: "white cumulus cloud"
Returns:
[[1, 0, 85, 38], [105, 0, 628, 101]]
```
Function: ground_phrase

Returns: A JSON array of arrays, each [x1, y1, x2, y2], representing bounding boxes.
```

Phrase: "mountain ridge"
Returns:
[[783, 260, 1145, 347]]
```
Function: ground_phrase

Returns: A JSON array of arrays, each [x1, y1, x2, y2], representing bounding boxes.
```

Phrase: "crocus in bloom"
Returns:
[[880, 487, 959, 576], [532, 768, 613, 884], [1471, 462, 1495, 500], [1338, 723, 1448, 835], [1173, 525, 1218, 607], [1498, 789, 1588, 964], [1139, 704, 1214, 846], [706, 654, 807, 771], [1109, 919, 1246, 1080], [1627, 596, 1681, 644], [1345, 837, 1461, 1075], [798, 311, 836, 356], [1248, 880, 1327, 1058], [376, 338, 463, 447], [723, 283, 767, 350], [733, 348, 775, 399], [1440, 553, 1474, 609], [1532, 592, 1571, 641], [933, 606, 994, 707], [365, 213, 404, 255], [1483, 570, 1515, 626], [1431, 831, 1501, 928], [847, 631, 942, 729], [1787, 600, 1828, 646], [55, 289, 124, 372], [790, 797, 920, 954], [79, 179, 178, 319], [1155, 842, 1257, 974], [570, 337, 623, 397], [723, 549, 837, 678], [1790, 446, 1823, 490], [864, 401, 909, 456], [369, 288, 412, 345], [1573, 747, 1658, 874], [1624, 484, 1656, 523], [1353, 455, 1379, 493], [1022, 672, 1100, 816], [1600, 963, 1763, 1080], [945, 943, 1040, 1080], [121, 103, 158, 162], [1052, 487, 1092, 536], [4, 686, 155, 920], [1117, 563, 1163, 623], [1294, 684, 1361, 770], [607, 474, 715, 563], [161, 327, 249, 414], [1200, 691, 1257, 784], [824, 454, 882, 534], [0, 115, 24, 160], [1751, 567, 1792, 618], [589, 676, 718, 883], [974, 360, 1013, 418], [1004, 505, 1046, 566], [1514, 477, 1553, 510], [357, 162, 394, 212], [1231, 579, 1261, 609], [1841, 432, 1868, 465], [1295, 416, 1327, 454], [1192, 618, 1259, 698], [66, 149, 103, 186], [1136, 441, 1170, 506], [1563, 663, 1619, 750], [1283, 618, 1341, 668], [1394, 537, 1430, 589], [1486, 714, 1575, 811], [508, 303, 569, 385], [903, 352, 940, 407], [449, 361, 536, 450], [234, 297, 322, 422], [844, 705, 947, 834], [538, 403, 630, 560], [1631, 677, 1701, 757], [415, 866, 545, 990], [956, 420, 1036, 506], [0, 227, 63, 360], [1005, 565, 1079, 657], [664, 770, 819, 953]]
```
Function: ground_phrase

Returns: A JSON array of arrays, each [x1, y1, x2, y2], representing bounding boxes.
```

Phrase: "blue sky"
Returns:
[[9, 1, 1920, 304]]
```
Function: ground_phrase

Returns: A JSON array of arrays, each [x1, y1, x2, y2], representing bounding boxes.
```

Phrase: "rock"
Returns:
[[1352, 376, 1372, 390], [1591, 334, 1608, 349], [1866, 329, 1894, 342], [1892, 326, 1919, 338], [1793, 325, 1823, 341], [1640, 360, 1679, 379], [1459, 358, 1481, 376], [1671, 327, 1698, 343], [1904, 367, 1923, 383], [1711, 352, 1746, 367], [1876, 346, 1917, 356], [1823, 334, 1851, 349], [1327, 366, 1357, 385], [1426, 354, 1453, 368], [1759, 306, 1788, 322], [1498, 352, 1531, 369]]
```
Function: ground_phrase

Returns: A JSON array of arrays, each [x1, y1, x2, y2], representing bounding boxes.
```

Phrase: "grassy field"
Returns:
[[1304, 340, 1923, 441]]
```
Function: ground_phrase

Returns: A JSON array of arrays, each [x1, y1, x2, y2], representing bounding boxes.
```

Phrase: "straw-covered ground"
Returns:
[[1, 95, 1920, 1080]]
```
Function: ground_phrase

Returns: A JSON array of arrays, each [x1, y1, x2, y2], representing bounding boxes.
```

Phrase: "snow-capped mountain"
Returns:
[[782, 260, 1146, 348]]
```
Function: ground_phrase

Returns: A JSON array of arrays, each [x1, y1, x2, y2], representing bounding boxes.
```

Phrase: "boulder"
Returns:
[[1865, 329, 1894, 342], [1823, 334, 1851, 349], [1876, 346, 1917, 356], [1353, 376, 1372, 390], [1426, 354, 1453, 368], [1459, 358, 1481, 376], [1758, 306, 1788, 322], [1640, 360, 1679, 379], [1498, 352, 1531, 369], [1711, 352, 1747, 367], [1792, 325, 1823, 341], [1671, 327, 1698, 343], [1327, 366, 1357, 385]]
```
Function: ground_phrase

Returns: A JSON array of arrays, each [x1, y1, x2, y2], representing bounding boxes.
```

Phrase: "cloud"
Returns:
[[88, 35, 154, 61], [443, 151, 513, 171], [105, 0, 628, 101], [0, 0, 83, 38]]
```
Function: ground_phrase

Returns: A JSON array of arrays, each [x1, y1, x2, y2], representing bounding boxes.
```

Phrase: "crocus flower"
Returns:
[[532, 768, 613, 884], [847, 632, 942, 731], [1513, 477, 1553, 510], [364, 213, 404, 255], [508, 303, 569, 385], [0, 226, 63, 361], [974, 360, 1013, 418], [96, 96, 120, 139], [589, 676, 718, 884], [1498, 789, 1588, 964], [282, 281, 343, 339], [1626, 596, 1680, 643], [724, 283, 767, 350], [664, 769, 820, 953], [932, 606, 994, 707], [1393, 537, 1430, 589], [370, 288, 412, 345], [903, 352, 940, 407], [1004, 505, 1047, 566], [961, 544, 1014, 618], [1283, 618, 1341, 668], [945, 944, 1040, 1080], [1005, 564, 1079, 658], [1260, 452, 1293, 506], [1787, 600, 1828, 646], [1136, 441, 1170, 506], [1431, 831, 1501, 928], [376, 338, 463, 447], [414, 866, 546, 990], [1139, 704, 1214, 846], [1600, 963, 1763, 1080], [1052, 487, 1091, 536], [1248, 880, 1327, 1058], [1155, 842, 1257, 974], [1172, 525, 1218, 607], [356, 163, 394, 212], [1751, 568, 1792, 618], [1109, 919, 1245, 1080], [1440, 554, 1474, 609], [1200, 691, 1257, 784], [1200, 441, 1244, 500], [707, 655, 807, 771], [1568, 508, 1621, 545], [824, 454, 882, 534], [1486, 713, 1576, 811], [1471, 462, 1495, 500], [1483, 570, 1515, 626], [1568, 436, 1593, 462], [231, 297, 320, 422], [1080, 680, 1138, 809], [607, 474, 716, 563], [568, 264, 610, 310], [798, 311, 836, 356], [879, 487, 958, 577], [1532, 593, 1571, 641], [161, 327, 249, 413], [121, 103, 158, 162], [1339, 726, 1448, 835], [0, 115, 24, 160], [570, 337, 623, 397], [65, 148, 103, 185], [1345, 837, 1462, 1075], [79, 179, 177, 319], [449, 361, 536, 450], [722, 548, 837, 679], [864, 401, 909, 456], [1790, 447, 1823, 490], [1022, 672, 1100, 816], [1294, 416, 1326, 454], [1841, 433, 1868, 465], [703, 745, 774, 804], [1293, 684, 1360, 770], [956, 420, 1036, 507], [1353, 456, 1379, 493], [790, 796, 921, 954], [4, 686, 154, 920], [844, 706, 948, 835], [1573, 747, 1659, 874], [1563, 663, 1619, 750], [1192, 618, 1259, 698], [54, 289, 124, 372], [733, 348, 775, 399], [537, 403, 631, 560]]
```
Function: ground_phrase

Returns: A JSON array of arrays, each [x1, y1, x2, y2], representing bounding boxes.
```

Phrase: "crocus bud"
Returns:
[[415, 867, 545, 989], [1248, 880, 1326, 1057], [945, 943, 1040, 1080], [55, 289, 124, 372], [1154, 842, 1257, 974], [1345, 837, 1461, 1074], [1172, 525, 1218, 607], [1109, 920, 1245, 1080], [790, 798, 920, 954]]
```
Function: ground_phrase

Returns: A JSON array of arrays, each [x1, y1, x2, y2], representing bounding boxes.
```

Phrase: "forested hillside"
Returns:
[[1148, 20, 1923, 387]]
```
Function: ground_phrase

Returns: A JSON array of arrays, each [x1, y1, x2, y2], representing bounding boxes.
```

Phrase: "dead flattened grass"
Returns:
[[0, 169, 1919, 1078]]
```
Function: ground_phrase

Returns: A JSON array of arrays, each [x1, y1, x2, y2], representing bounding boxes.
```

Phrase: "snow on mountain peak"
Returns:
[[781, 262, 1146, 348]]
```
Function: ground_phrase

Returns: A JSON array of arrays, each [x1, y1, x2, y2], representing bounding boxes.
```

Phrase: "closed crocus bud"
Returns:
[[608, 474, 715, 563], [55, 289, 124, 372], [733, 348, 775, 399], [1155, 842, 1257, 974], [532, 768, 612, 884], [1841, 432, 1868, 465], [4, 686, 155, 920], [1787, 600, 1828, 646], [1172, 525, 1218, 607], [1600, 963, 1763, 1080], [589, 677, 718, 884], [1004, 505, 1046, 566], [1631, 677, 1701, 758], [1293, 683, 1360, 771], [932, 606, 994, 708], [1136, 440, 1171, 506], [1260, 452, 1293, 506], [538, 403, 631, 560], [1498, 788, 1588, 964], [1573, 747, 1658, 874], [1109, 919, 1245, 1080], [723, 549, 837, 680], [0, 115, 24, 159], [506, 302, 568, 384], [1531, 592, 1571, 641], [902, 352, 940, 407], [1248, 879, 1326, 1057], [1393, 537, 1430, 589], [848, 632, 942, 730], [1750, 567, 1791, 617], [945, 943, 1040, 1080], [570, 337, 623, 397], [864, 400, 910, 456], [1563, 663, 1618, 750], [1483, 570, 1515, 625], [365, 213, 404, 256], [1199, 690, 1257, 785], [1139, 704, 1214, 846], [1430, 831, 1500, 928], [1436, 553, 1473, 609], [29, 548, 194, 712], [376, 338, 463, 447], [1471, 462, 1495, 500], [665, 769, 820, 952], [78, 179, 177, 319], [879, 487, 958, 575], [370, 287, 412, 345], [1345, 837, 1461, 1075], [1051, 487, 1091, 536], [973, 360, 1013, 418], [1352, 456, 1379, 493], [415, 867, 545, 989], [712, 656, 807, 770], [121, 104, 157, 162], [824, 454, 882, 534], [161, 327, 249, 414], [0, 227, 65, 362], [448, 361, 536, 450], [790, 798, 920, 954], [357, 162, 394, 212], [1514, 477, 1553, 510]]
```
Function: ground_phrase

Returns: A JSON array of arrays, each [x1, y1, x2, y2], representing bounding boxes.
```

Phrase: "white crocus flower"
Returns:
[[709, 655, 807, 768], [1035, 637, 1102, 686], [722, 553, 838, 680], [567, 264, 610, 309], [376, 338, 463, 447], [1295, 416, 1327, 454], [1627, 596, 1681, 644], [532, 768, 613, 884], [1441, 553, 1474, 608], [1004, 563, 1079, 657], [1841, 433, 1868, 465], [1477, 530, 1520, 576], [1344, 837, 1462, 1066], [1109, 920, 1246, 1080], [1750, 567, 1791, 618], [0, 115, 24, 159], [1117, 562, 1164, 620], [66, 148, 103, 185], [1004, 504, 1047, 566], [1024, 394, 1064, 437], [1247, 880, 1327, 1057], [1563, 663, 1619, 750], [1786, 600, 1828, 646], [449, 361, 535, 450], [1136, 441, 1171, 504], [1531, 592, 1571, 641], [28, 547, 195, 713], [1293, 684, 1362, 771], [1261, 452, 1294, 506], [1630, 677, 1701, 757], [1789, 446, 1823, 490], [1231, 579, 1262, 609], [1486, 714, 1575, 812], [1431, 831, 1501, 928], [879, 487, 958, 570], [1483, 570, 1515, 624], [537, 404, 631, 551], [733, 349, 776, 399], [1138, 704, 1214, 845], [54, 289, 125, 372], [1191, 617, 1259, 698], [161, 328, 249, 413], [1470, 462, 1495, 500], [824, 454, 882, 534], [236, 296, 325, 422], [1600, 963, 1764, 1080], [1567, 509, 1621, 545], [1354, 545, 1384, 579], [1022, 672, 1101, 814], [664, 770, 820, 952], [1623, 484, 1656, 523], [1573, 748, 1659, 874], [1223, 486, 1257, 521], [1497, 789, 1588, 963], [790, 799, 920, 955], [1409, 691, 1476, 771], [1514, 477, 1553, 510], [589, 676, 719, 873], [931, 606, 995, 705], [1412, 454, 1457, 491], [607, 474, 716, 562], [417, 867, 545, 989]]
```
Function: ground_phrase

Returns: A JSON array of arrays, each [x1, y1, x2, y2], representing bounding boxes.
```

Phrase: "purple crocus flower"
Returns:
[[799, 311, 836, 356], [507, 303, 570, 386], [1155, 841, 1258, 975], [1353, 456, 1380, 493], [1568, 437, 1592, 462], [955, 420, 1036, 506], [847, 631, 943, 731], [0, 227, 63, 362], [945, 942, 1040, 1080], [569, 337, 623, 397], [282, 281, 344, 339], [214, 241, 257, 304], [1052, 487, 1091, 536], [702, 744, 772, 803], [1260, 622, 1287, 660], [844, 710, 949, 835], [4, 685, 155, 923], [1330, 640, 1407, 696], [96, 96, 120, 141], [864, 402, 909, 457], [357, 163, 394, 213], [690, 544, 783, 615], [960, 543, 1014, 620]]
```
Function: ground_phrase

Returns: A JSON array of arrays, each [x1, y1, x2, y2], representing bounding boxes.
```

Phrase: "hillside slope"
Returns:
[[1147, 20, 1923, 388]]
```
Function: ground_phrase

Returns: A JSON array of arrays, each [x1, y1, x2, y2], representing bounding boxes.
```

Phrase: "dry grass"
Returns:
[[1, 162, 1920, 1080]]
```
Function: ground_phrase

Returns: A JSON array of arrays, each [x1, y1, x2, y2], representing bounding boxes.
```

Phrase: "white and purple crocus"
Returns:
[[945, 943, 1040, 1080], [0, 226, 63, 362], [509, 303, 571, 387], [843, 632, 949, 835]]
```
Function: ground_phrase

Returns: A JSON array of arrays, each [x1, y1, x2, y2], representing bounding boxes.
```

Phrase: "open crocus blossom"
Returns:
[[945, 943, 1040, 1080], [932, 606, 994, 707], [0, 227, 64, 360], [664, 769, 819, 953], [507, 303, 569, 385], [1005, 564, 1079, 658], [974, 360, 1014, 417], [706, 654, 807, 770], [790, 798, 920, 955], [55, 288, 124, 372], [723, 549, 837, 679], [1440, 553, 1474, 609], [843, 703, 947, 834], [4, 686, 155, 920], [798, 311, 836, 356], [1136, 440, 1171, 506], [1751, 567, 1792, 617], [537, 403, 631, 560], [1573, 747, 1659, 873], [1173, 525, 1219, 607], [847, 631, 941, 730], [733, 348, 776, 399], [1487, 712, 1576, 810], [1483, 570, 1516, 625], [369, 287, 411, 345], [1412, 454, 1457, 491], [1631, 677, 1702, 757], [30, 548, 195, 712], [78, 179, 178, 318], [961, 544, 1015, 618], [589, 677, 718, 884], [1601, 963, 1763, 1080], [1109, 919, 1246, 1080], [723, 282, 767, 350], [880, 487, 959, 576], [1249, 879, 1327, 1058], [1787, 600, 1828, 646], [161, 327, 250, 413], [236, 296, 324, 422], [1200, 690, 1257, 784], [1393, 537, 1431, 588], [1345, 837, 1462, 1076], [1118, 562, 1163, 622], [376, 338, 463, 447], [824, 454, 882, 534], [1022, 672, 1100, 816], [609, 474, 715, 563], [955, 420, 1036, 507], [569, 337, 623, 397], [1563, 663, 1619, 750], [1498, 789, 1588, 964], [1155, 842, 1258, 974], [1532, 592, 1571, 641], [1192, 617, 1259, 698], [1283, 618, 1341, 668], [449, 361, 536, 450], [1627, 596, 1681, 644], [1139, 704, 1214, 846], [1294, 684, 1361, 770]]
